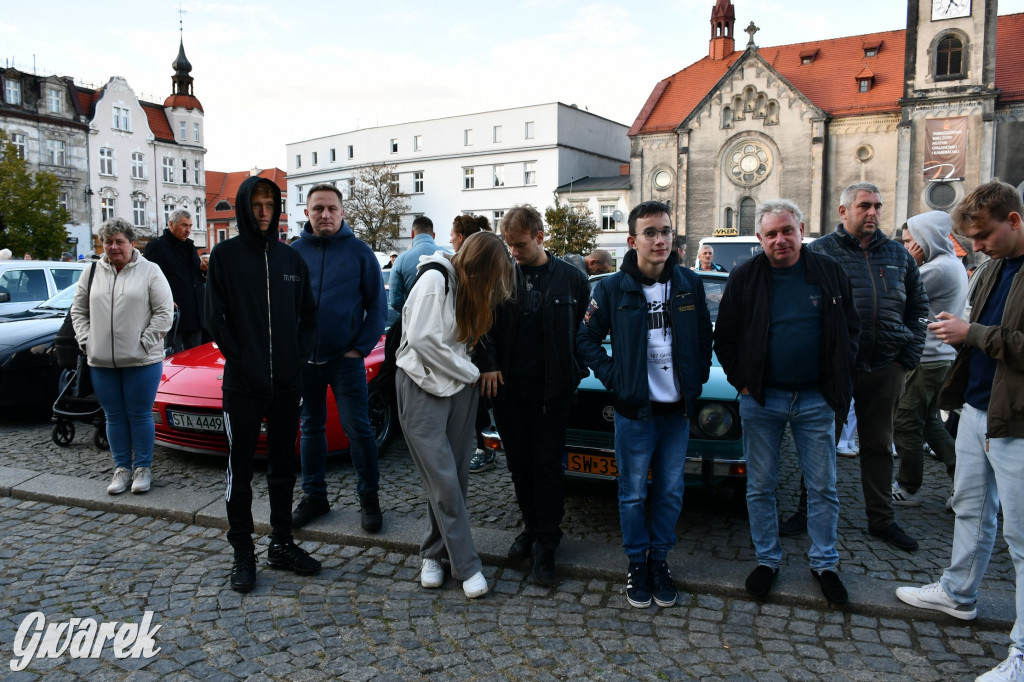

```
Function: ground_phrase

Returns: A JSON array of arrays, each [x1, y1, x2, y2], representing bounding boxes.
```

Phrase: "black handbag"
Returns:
[[54, 263, 96, 371]]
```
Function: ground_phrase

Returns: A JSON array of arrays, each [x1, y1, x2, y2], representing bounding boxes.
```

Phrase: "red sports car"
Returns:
[[152, 339, 394, 456]]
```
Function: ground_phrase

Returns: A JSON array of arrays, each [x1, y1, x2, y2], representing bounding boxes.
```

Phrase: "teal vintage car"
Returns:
[[560, 270, 744, 489]]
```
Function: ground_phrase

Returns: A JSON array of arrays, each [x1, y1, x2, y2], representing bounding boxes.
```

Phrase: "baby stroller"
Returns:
[[51, 324, 108, 450]]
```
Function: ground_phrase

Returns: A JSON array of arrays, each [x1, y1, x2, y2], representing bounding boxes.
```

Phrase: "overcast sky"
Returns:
[[5, 1, 1023, 171]]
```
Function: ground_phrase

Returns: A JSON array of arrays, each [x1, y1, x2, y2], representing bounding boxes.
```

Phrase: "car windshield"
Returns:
[[35, 284, 76, 311]]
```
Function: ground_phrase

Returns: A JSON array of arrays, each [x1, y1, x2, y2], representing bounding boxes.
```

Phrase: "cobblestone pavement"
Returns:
[[1, 408, 1012, 594], [0, 497, 1013, 681]]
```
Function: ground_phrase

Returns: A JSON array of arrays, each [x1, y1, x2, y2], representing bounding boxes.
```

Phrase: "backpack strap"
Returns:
[[412, 260, 450, 295]]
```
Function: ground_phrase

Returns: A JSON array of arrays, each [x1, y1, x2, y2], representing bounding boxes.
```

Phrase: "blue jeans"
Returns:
[[613, 409, 689, 563], [740, 389, 839, 572], [941, 404, 1024, 649], [299, 356, 379, 498], [90, 362, 163, 470]]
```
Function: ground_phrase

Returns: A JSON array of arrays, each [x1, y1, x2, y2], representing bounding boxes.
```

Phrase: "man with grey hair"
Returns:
[[781, 182, 929, 553], [715, 199, 859, 603], [144, 208, 205, 353]]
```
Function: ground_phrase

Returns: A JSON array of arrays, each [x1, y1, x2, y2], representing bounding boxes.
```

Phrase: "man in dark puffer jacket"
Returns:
[[781, 182, 929, 552]]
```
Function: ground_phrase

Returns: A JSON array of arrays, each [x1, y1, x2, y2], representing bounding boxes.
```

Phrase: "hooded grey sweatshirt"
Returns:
[[906, 211, 969, 362]]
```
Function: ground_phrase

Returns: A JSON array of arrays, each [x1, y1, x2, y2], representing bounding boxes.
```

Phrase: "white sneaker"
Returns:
[[896, 582, 977, 620], [131, 467, 151, 494], [107, 467, 131, 495], [462, 571, 488, 598], [836, 447, 858, 458], [977, 647, 1024, 682], [420, 558, 444, 588], [891, 481, 922, 507]]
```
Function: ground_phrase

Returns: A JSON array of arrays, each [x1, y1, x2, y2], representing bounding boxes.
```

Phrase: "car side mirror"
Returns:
[[0, 292, 9, 303]]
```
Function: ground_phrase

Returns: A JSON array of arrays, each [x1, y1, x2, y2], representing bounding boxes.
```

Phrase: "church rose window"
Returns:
[[727, 140, 772, 187]]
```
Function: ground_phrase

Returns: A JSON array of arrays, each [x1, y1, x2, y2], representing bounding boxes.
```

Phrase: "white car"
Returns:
[[0, 261, 87, 316]]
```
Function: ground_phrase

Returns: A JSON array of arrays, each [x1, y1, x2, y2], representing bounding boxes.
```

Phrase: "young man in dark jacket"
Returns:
[[782, 182, 929, 553], [291, 184, 387, 533], [578, 200, 712, 609], [476, 205, 589, 585], [897, 180, 1024, 682], [205, 176, 319, 593], [144, 209, 204, 353], [715, 199, 859, 604]]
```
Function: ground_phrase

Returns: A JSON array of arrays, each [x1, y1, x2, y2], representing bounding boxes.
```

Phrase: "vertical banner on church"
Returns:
[[923, 117, 968, 181]]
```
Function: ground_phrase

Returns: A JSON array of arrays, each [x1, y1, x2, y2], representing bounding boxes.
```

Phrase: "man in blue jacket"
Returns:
[[389, 216, 441, 313], [206, 176, 319, 593], [578, 200, 712, 609], [291, 184, 387, 533]]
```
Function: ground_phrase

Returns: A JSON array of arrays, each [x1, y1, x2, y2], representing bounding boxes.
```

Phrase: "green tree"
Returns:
[[0, 129, 70, 259], [543, 196, 599, 257], [344, 162, 410, 252]]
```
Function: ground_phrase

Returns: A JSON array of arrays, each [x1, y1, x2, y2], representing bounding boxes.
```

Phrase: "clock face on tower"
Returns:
[[932, 0, 971, 20]]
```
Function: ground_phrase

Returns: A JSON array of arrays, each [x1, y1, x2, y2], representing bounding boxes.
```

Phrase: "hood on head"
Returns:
[[235, 176, 282, 244], [906, 210, 955, 261]]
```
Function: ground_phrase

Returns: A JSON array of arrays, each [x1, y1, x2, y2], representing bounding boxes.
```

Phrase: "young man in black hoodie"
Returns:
[[205, 176, 320, 593]]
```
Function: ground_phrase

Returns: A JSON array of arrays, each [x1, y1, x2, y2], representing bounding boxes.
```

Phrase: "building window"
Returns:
[[865, 47, 878, 57], [727, 140, 773, 187], [523, 162, 536, 186], [601, 204, 616, 231], [464, 129, 472, 146], [493, 210, 505, 228], [99, 147, 114, 176], [390, 138, 398, 153], [937, 35, 964, 77], [113, 106, 130, 131], [194, 160, 201, 185], [162, 157, 175, 183], [464, 168, 475, 190], [181, 158, 188, 184], [11, 133, 25, 159], [389, 174, 400, 194], [413, 135, 422, 151], [163, 203, 175, 226], [215, 200, 231, 211], [493, 165, 505, 187], [311, 151, 318, 165], [58, 192, 70, 212], [4, 78, 20, 105], [48, 89, 61, 113], [295, 154, 302, 168], [101, 197, 116, 222], [130, 152, 144, 179], [217, 228, 227, 243], [329, 148, 336, 162], [193, 122, 200, 142], [46, 139, 65, 166], [493, 125, 502, 143], [296, 186, 304, 204], [413, 171, 424, 193], [801, 56, 813, 65], [347, 145, 353, 159], [525, 121, 534, 139], [179, 121, 187, 141], [133, 199, 146, 228], [739, 197, 756, 236], [347, 177, 355, 197]]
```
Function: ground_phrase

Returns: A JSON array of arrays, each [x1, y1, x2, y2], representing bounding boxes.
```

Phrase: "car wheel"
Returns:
[[367, 378, 394, 451], [93, 428, 109, 451], [52, 421, 74, 446]]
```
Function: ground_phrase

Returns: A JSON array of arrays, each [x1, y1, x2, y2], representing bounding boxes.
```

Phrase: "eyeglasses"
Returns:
[[634, 228, 673, 241]]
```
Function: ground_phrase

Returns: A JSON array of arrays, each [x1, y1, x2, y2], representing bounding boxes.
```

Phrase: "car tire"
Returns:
[[52, 420, 74, 446], [367, 378, 395, 451]]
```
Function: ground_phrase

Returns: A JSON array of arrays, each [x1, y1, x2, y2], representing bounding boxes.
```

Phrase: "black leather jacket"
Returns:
[[714, 249, 860, 415], [474, 253, 589, 411], [808, 225, 928, 372]]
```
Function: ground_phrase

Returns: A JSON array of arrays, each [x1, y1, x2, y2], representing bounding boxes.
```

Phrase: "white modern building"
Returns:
[[285, 103, 630, 249]]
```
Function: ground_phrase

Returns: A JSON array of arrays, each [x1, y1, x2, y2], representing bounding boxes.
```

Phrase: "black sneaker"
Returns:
[[745, 564, 778, 599], [649, 560, 677, 607], [359, 493, 383, 533], [531, 542, 557, 586], [812, 569, 849, 605], [291, 495, 330, 529], [869, 522, 918, 552], [230, 551, 257, 593], [267, 540, 322, 575], [626, 561, 652, 608], [508, 532, 534, 561], [779, 511, 807, 537]]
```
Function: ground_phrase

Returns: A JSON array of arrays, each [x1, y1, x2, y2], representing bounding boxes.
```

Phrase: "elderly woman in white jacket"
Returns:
[[71, 218, 173, 495], [396, 231, 514, 599]]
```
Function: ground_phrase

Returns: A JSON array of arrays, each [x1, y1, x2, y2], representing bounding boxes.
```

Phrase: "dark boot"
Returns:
[[291, 495, 330, 528], [230, 550, 257, 593], [508, 531, 534, 561], [359, 493, 383, 533], [531, 541, 557, 586]]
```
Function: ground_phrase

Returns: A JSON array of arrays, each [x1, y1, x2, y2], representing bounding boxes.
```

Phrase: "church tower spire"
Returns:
[[710, 0, 736, 60], [172, 39, 194, 97]]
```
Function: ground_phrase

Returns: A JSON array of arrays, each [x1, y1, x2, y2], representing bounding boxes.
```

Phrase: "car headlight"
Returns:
[[697, 403, 733, 438]]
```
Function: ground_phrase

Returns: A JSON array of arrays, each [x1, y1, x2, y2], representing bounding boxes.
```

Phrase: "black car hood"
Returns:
[[0, 317, 64, 354]]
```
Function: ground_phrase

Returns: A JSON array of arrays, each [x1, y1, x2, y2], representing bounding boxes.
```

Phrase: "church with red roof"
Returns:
[[627, 0, 1024, 246]]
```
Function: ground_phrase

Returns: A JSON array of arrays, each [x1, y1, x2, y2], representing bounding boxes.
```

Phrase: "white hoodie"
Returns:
[[395, 251, 479, 397]]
